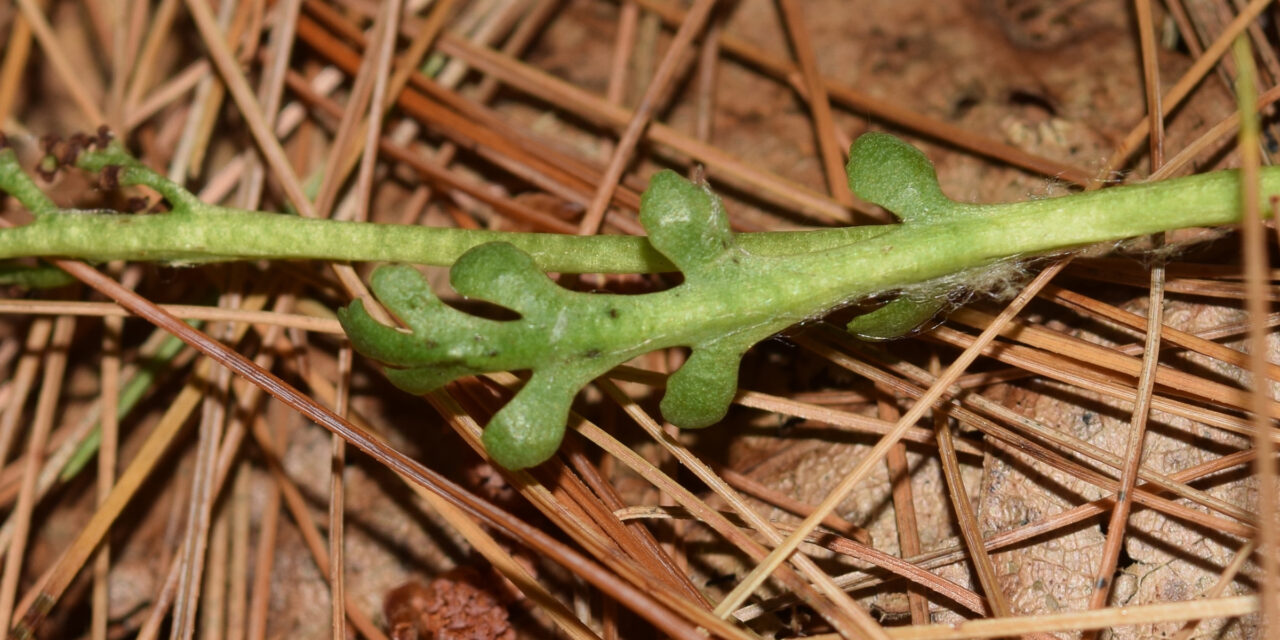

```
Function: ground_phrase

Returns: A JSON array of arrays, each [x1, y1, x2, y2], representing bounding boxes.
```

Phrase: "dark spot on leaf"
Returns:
[[607, 307, 619, 319], [487, 350, 499, 358], [584, 348, 601, 358]]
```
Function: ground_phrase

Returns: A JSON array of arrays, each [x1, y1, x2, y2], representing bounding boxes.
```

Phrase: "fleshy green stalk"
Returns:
[[2, 132, 1278, 468], [0, 141, 881, 274]]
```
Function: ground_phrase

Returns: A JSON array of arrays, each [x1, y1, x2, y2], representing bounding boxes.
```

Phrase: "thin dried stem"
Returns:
[[607, 2, 640, 107], [1234, 34, 1279, 640], [182, 0, 377, 312], [720, 264, 1067, 617], [424, 27, 852, 222], [1083, 261, 1166, 616], [327, 345, 350, 640], [0, 315, 74, 635], [92, 285, 123, 640], [14, 0, 107, 125], [245, 423, 282, 640], [1153, 81, 1280, 180], [736, 448, 1257, 622], [249, 413, 387, 640], [1, 2, 1275, 636], [1041, 284, 1280, 382], [351, 0, 403, 223], [935, 405, 1009, 617], [0, 300, 343, 334], [0, 13, 34, 126], [878, 386, 931, 625], [313, 379, 599, 640], [0, 320, 52, 486], [820, 330, 1258, 533], [1105, 0, 1272, 171], [14, 369, 206, 637], [427, 385, 739, 639], [713, 463, 869, 544], [616, 504, 988, 616], [313, 0, 393, 221], [631, 0, 1093, 186], [1169, 539, 1255, 640], [579, 0, 719, 234], [227, 464, 250, 640], [563, 381, 883, 636], [811, 596, 1258, 640], [777, 0, 852, 207]]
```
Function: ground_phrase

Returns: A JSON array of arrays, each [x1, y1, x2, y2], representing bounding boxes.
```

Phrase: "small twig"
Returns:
[[606, 1, 640, 107], [1105, 0, 1272, 171], [878, 384, 930, 624], [579, 0, 719, 235], [91, 271, 123, 640], [328, 346, 351, 640], [14, 0, 107, 125], [1234, 34, 1279, 639], [934, 382, 1010, 618], [777, 0, 853, 208], [0, 12, 35, 126], [0, 315, 74, 635]]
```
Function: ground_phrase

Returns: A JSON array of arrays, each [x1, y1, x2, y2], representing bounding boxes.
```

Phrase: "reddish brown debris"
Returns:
[[40, 134, 60, 155], [95, 125, 113, 149], [125, 197, 150, 213], [64, 132, 90, 165], [383, 568, 516, 640], [100, 165, 121, 192]]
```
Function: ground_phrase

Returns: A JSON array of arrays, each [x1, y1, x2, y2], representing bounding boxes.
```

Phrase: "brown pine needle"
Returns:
[[1233, 34, 1279, 640], [2, 2, 1276, 636]]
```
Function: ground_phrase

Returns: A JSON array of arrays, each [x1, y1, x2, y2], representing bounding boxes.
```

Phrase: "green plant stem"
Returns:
[[0, 204, 887, 273], [0, 147, 1273, 276], [786, 168, 1274, 300], [3, 134, 1280, 468], [0, 144, 884, 273]]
